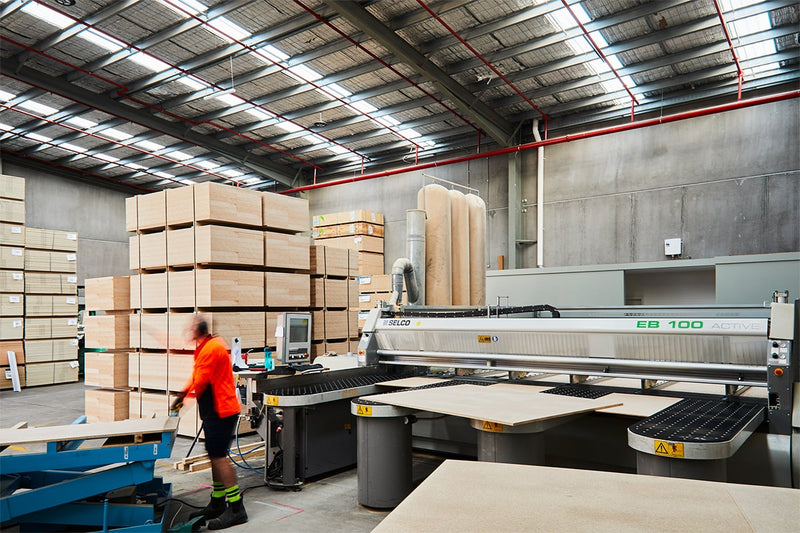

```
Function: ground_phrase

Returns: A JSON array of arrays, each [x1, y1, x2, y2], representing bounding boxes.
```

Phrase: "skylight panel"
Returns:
[[588, 59, 610, 74], [177, 76, 208, 91], [168, 150, 192, 160], [588, 31, 609, 48], [27, 133, 52, 143], [180, 179, 195, 185], [65, 116, 98, 129], [18, 100, 58, 116], [221, 169, 244, 178], [350, 100, 377, 114], [739, 40, 776, 60], [276, 121, 303, 133], [102, 128, 133, 141], [241, 177, 260, 185], [207, 17, 251, 43], [566, 36, 592, 54], [601, 79, 624, 93], [246, 108, 275, 121], [375, 115, 400, 128], [732, 13, 771, 37], [0, 123, 14, 132], [255, 45, 289, 63], [196, 160, 220, 170], [303, 134, 326, 144], [128, 52, 171, 73], [749, 62, 779, 74], [327, 84, 352, 99], [78, 29, 125, 52], [286, 65, 323, 82], [720, 0, 761, 11], [397, 128, 421, 139], [154, 171, 174, 179], [329, 145, 348, 155], [21, 2, 73, 29], [124, 162, 146, 170], [135, 140, 165, 151], [215, 93, 246, 106], [157, 0, 206, 17], [59, 142, 87, 153], [94, 153, 120, 163], [0, 90, 17, 102], [606, 55, 623, 70]]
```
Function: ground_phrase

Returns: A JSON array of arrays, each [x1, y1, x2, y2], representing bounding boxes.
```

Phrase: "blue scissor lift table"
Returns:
[[0, 416, 179, 532]]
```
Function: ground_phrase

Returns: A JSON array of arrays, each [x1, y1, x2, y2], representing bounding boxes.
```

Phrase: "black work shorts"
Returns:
[[203, 414, 238, 458]]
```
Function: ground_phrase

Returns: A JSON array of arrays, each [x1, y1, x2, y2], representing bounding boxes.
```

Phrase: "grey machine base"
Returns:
[[636, 452, 728, 482], [357, 416, 412, 509]]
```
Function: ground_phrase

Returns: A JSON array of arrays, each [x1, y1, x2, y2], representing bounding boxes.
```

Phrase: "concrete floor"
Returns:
[[0, 381, 443, 532]]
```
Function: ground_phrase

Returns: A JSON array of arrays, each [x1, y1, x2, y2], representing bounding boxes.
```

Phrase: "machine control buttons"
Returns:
[[773, 368, 784, 377]]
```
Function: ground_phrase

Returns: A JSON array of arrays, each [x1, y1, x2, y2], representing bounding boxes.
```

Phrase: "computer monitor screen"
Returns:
[[288, 317, 309, 343]]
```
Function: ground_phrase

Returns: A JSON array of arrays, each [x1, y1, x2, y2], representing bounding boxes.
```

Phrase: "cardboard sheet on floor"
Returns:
[[362, 384, 621, 426], [373, 460, 800, 533]]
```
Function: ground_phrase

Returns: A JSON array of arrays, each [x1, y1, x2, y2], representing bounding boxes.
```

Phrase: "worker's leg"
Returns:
[[207, 415, 247, 530]]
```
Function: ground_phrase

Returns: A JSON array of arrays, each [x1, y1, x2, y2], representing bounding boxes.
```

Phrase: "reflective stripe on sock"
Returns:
[[212, 482, 225, 498], [225, 485, 241, 503]]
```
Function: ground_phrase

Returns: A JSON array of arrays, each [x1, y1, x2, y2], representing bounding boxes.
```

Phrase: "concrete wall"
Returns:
[[523, 98, 799, 267], [4, 162, 130, 284], [309, 99, 798, 273], [307, 155, 509, 273]]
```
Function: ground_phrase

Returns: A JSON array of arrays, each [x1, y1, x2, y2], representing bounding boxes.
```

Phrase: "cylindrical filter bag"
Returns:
[[466, 193, 486, 306], [417, 184, 451, 306], [449, 189, 470, 306]]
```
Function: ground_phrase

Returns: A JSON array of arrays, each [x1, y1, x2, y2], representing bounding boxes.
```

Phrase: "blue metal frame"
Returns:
[[0, 424, 176, 532]]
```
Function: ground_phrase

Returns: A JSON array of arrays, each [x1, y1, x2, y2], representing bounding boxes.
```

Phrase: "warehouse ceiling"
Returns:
[[1, 0, 798, 192]]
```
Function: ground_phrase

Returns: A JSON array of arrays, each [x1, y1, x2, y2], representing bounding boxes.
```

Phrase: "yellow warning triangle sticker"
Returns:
[[655, 442, 668, 455]]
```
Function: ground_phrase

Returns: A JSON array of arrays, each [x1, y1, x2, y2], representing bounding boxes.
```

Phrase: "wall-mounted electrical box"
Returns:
[[664, 238, 682, 256]]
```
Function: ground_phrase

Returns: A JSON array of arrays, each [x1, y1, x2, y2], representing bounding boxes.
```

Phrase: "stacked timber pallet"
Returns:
[[0, 174, 26, 389], [311, 209, 384, 277], [22, 227, 79, 387], [309, 244, 360, 360], [83, 276, 132, 422], [126, 183, 310, 437]]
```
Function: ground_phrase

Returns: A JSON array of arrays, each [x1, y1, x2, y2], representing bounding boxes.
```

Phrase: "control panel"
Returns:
[[274, 312, 312, 365]]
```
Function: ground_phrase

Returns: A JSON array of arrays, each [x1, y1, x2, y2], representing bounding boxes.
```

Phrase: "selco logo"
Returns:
[[383, 319, 412, 327]]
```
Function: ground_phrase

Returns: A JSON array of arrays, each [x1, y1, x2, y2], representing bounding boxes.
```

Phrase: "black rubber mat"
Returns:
[[628, 398, 765, 443], [266, 374, 394, 396]]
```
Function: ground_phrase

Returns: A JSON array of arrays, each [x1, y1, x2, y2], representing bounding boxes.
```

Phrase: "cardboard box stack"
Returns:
[[308, 244, 360, 360], [83, 276, 132, 422], [311, 210, 384, 277], [23, 226, 80, 386], [0, 174, 26, 389], [126, 183, 310, 436]]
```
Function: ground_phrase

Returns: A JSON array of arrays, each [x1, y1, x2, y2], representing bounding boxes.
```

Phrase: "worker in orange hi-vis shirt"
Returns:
[[171, 315, 247, 529]]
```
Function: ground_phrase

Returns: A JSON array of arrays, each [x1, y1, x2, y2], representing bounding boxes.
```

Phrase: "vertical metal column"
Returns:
[[507, 152, 523, 269]]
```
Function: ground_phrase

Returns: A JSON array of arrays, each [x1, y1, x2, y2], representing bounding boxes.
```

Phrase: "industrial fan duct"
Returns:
[[417, 184, 452, 306]]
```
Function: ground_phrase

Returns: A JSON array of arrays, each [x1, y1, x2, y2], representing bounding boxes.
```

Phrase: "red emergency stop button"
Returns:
[[774, 368, 784, 376]]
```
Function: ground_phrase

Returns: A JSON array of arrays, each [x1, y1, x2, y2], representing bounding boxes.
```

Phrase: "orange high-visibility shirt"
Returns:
[[183, 335, 241, 419]]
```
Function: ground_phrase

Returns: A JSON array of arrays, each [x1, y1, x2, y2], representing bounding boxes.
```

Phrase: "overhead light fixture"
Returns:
[[54, 0, 77, 5], [313, 113, 327, 128]]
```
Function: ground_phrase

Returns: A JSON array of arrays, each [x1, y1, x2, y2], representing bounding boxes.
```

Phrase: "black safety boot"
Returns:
[[207, 498, 248, 530], [188, 495, 226, 520]]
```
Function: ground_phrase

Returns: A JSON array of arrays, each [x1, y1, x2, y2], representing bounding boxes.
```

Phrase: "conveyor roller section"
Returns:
[[542, 384, 612, 399]]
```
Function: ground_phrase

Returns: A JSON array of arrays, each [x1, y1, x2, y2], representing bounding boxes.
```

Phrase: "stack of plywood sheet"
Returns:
[[22, 226, 79, 387], [355, 274, 407, 329], [0, 175, 26, 388], [308, 244, 360, 360], [312, 209, 384, 277], [83, 276, 132, 422], [126, 183, 310, 436]]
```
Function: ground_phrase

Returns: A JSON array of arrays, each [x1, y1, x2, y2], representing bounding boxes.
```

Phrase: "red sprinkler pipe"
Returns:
[[291, 0, 482, 137], [560, 0, 639, 120], [280, 90, 799, 194], [416, 0, 549, 125], [160, 0, 425, 153], [712, 0, 745, 101]]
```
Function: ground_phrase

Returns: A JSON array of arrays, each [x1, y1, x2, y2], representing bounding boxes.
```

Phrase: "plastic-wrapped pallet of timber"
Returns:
[[449, 190, 470, 306], [466, 194, 487, 306]]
